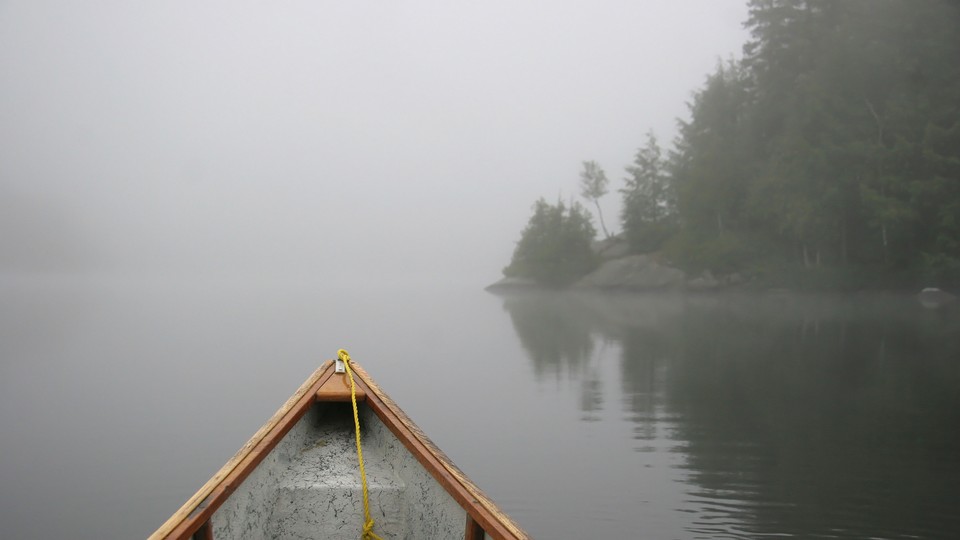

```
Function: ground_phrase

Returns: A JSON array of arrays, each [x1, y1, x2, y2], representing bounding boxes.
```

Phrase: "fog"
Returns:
[[7, 5, 960, 537], [1, 1, 747, 285]]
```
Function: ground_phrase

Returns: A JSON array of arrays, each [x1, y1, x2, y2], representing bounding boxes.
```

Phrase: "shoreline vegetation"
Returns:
[[495, 0, 960, 296], [486, 234, 958, 308]]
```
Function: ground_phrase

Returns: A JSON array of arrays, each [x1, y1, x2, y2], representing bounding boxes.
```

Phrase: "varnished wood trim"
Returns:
[[150, 360, 530, 540], [315, 371, 366, 402], [350, 364, 531, 540], [190, 521, 213, 540], [148, 362, 336, 540], [465, 514, 486, 540]]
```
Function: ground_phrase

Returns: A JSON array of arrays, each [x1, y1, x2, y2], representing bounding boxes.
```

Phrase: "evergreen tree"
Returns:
[[505, 0, 960, 289], [621, 132, 675, 252], [665, 0, 960, 286], [503, 199, 598, 286]]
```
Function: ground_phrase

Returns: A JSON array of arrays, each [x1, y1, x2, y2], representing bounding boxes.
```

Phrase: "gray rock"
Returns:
[[726, 272, 745, 285], [917, 287, 956, 309], [591, 236, 631, 260], [688, 270, 721, 290], [484, 276, 542, 292], [574, 254, 686, 290]]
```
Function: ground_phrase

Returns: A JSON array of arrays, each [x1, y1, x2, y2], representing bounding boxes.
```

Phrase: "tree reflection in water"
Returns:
[[501, 292, 603, 421], [501, 291, 960, 538]]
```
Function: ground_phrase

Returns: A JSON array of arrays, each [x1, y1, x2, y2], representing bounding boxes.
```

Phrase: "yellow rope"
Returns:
[[338, 349, 384, 540]]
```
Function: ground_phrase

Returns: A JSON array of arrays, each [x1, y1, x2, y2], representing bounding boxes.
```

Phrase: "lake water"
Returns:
[[1, 276, 959, 539]]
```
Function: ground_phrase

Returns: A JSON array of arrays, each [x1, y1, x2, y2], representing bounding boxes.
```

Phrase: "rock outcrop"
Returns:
[[917, 287, 957, 309], [484, 276, 543, 292], [573, 254, 686, 290], [591, 236, 631, 260], [488, 236, 750, 292]]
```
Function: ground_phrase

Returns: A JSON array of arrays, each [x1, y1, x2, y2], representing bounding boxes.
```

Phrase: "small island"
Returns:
[[490, 1, 960, 296]]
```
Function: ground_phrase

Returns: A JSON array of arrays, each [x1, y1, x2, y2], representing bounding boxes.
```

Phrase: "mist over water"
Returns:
[[2, 279, 959, 538], [502, 291, 960, 538], [0, 1, 747, 283], [4, 1, 960, 539], [0, 277, 501, 538]]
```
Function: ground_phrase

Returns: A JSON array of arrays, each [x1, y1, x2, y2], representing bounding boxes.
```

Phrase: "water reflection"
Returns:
[[501, 291, 960, 539], [501, 293, 595, 378]]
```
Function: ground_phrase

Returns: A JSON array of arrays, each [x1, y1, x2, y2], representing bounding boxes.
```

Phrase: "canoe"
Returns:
[[149, 353, 530, 540]]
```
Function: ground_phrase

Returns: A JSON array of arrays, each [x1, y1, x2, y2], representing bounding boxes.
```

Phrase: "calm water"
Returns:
[[1, 276, 959, 539]]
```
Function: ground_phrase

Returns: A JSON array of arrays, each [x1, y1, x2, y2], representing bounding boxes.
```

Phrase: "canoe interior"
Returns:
[[209, 401, 472, 539], [151, 362, 527, 540]]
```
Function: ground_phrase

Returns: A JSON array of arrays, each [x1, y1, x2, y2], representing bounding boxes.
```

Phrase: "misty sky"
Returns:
[[1, 1, 748, 284]]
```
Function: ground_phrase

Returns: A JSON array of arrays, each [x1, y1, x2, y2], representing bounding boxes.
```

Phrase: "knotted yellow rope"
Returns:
[[338, 349, 383, 540]]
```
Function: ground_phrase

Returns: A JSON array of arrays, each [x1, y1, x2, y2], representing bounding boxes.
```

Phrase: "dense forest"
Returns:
[[507, 0, 960, 290]]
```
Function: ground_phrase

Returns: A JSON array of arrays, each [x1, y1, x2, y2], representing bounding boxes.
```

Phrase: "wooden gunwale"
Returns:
[[465, 515, 486, 540], [149, 360, 530, 540], [149, 362, 336, 540], [192, 521, 213, 540], [350, 363, 530, 540]]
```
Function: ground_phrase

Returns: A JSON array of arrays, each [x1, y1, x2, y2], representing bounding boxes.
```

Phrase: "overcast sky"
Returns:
[[1, 1, 749, 285]]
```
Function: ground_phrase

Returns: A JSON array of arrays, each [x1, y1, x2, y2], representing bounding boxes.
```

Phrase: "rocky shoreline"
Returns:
[[486, 253, 741, 292], [486, 236, 957, 307], [487, 236, 742, 293]]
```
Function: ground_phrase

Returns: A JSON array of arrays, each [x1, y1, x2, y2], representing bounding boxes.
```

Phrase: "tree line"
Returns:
[[506, 0, 960, 290]]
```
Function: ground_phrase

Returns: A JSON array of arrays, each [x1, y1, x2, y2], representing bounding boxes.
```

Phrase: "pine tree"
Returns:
[[621, 132, 675, 252], [503, 199, 598, 286]]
